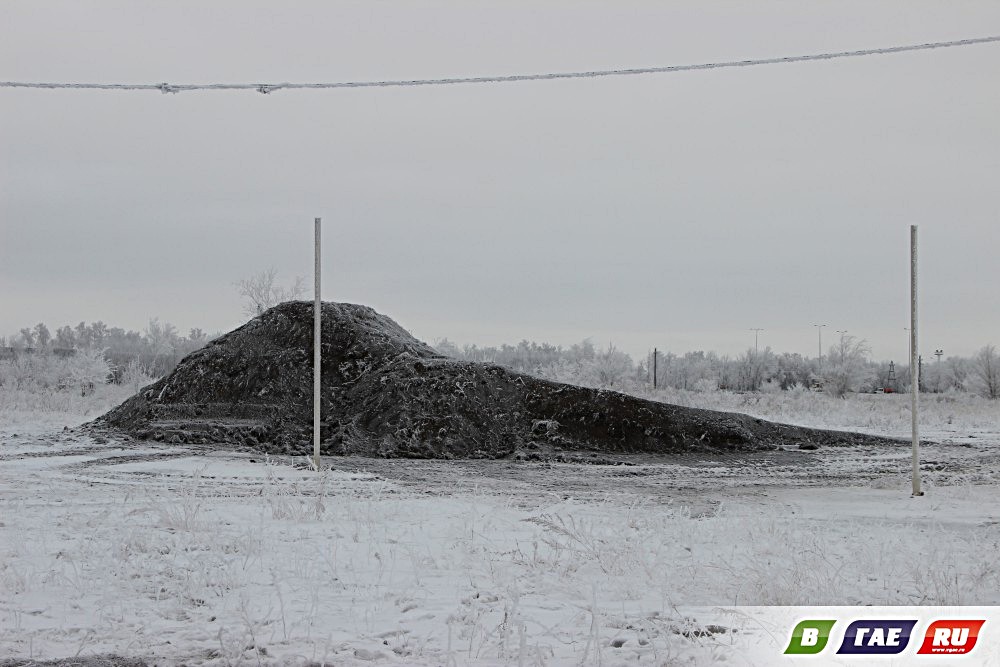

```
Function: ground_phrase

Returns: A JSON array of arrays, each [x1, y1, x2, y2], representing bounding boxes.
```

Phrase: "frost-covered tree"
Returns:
[[65, 348, 112, 395], [824, 335, 875, 397], [17, 327, 36, 348], [54, 325, 76, 349], [775, 352, 814, 390], [716, 355, 737, 390], [966, 344, 999, 400], [734, 347, 776, 391], [74, 322, 91, 348], [145, 318, 180, 355], [236, 269, 306, 317], [33, 323, 52, 348], [433, 337, 462, 358], [91, 321, 108, 348], [650, 350, 720, 391], [592, 343, 633, 388], [941, 355, 970, 392]]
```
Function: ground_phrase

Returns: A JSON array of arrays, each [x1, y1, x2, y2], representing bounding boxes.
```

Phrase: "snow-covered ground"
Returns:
[[1, 392, 998, 665]]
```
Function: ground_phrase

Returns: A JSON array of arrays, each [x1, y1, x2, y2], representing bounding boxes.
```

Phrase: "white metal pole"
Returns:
[[910, 225, 922, 496], [314, 217, 322, 471]]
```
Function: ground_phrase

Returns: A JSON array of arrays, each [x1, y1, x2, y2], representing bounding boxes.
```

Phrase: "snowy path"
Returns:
[[1, 423, 998, 665]]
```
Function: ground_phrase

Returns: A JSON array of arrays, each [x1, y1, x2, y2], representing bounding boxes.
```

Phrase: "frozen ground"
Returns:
[[0, 393, 998, 665]]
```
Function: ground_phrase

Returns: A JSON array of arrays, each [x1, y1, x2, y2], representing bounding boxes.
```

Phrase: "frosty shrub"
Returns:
[[0, 348, 111, 395], [65, 348, 113, 395], [692, 377, 718, 393], [0, 349, 133, 419], [119, 357, 156, 393], [536, 345, 634, 390]]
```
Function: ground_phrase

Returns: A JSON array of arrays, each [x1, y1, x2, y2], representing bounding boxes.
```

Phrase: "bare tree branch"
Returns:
[[236, 269, 306, 318]]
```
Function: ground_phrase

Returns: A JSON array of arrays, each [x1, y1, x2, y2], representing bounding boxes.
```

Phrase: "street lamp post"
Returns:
[[814, 324, 826, 365]]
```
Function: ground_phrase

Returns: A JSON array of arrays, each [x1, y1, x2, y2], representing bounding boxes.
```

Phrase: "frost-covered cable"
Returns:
[[1, 34, 998, 94]]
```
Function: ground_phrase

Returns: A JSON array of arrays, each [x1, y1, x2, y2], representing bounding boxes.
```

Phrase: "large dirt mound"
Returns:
[[94, 302, 890, 458]]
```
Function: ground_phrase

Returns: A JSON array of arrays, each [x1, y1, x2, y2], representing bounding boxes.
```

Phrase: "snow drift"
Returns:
[[94, 302, 891, 458]]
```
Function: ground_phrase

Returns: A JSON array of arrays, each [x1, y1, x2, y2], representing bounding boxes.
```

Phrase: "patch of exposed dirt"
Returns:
[[91, 302, 896, 459]]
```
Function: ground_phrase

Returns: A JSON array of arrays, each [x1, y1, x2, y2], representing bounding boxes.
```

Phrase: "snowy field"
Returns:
[[1, 389, 998, 665]]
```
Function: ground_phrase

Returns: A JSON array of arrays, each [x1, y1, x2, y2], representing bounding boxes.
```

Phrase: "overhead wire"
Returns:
[[1, 34, 998, 94]]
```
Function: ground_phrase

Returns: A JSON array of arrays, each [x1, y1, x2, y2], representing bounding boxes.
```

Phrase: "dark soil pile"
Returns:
[[93, 302, 892, 458]]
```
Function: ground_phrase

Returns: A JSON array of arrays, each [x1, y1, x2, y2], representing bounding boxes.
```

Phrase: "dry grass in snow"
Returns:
[[0, 387, 998, 665]]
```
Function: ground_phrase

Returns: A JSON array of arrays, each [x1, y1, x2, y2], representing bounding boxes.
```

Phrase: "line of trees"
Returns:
[[1, 268, 303, 379], [1, 319, 214, 379], [435, 336, 1000, 400], [5, 310, 997, 401]]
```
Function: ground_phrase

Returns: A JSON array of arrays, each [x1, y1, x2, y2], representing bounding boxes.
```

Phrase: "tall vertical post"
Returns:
[[314, 217, 322, 471], [910, 225, 922, 496], [934, 349, 943, 393], [653, 348, 657, 390], [814, 324, 825, 366]]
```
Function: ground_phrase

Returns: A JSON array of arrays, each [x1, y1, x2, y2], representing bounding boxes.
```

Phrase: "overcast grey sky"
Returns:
[[2, 1, 998, 362]]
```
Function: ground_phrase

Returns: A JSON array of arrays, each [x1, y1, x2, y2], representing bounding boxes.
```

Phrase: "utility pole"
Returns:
[[910, 225, 922, 496], [814, 324, 826, 365], [653, 347, 658, 390], [313, 217, 322, 472], [935, 349, 943, 393], [749, 328, 763, 355]]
